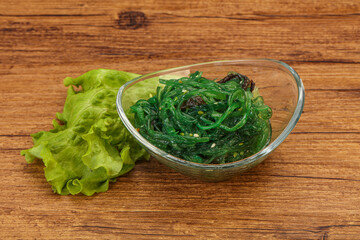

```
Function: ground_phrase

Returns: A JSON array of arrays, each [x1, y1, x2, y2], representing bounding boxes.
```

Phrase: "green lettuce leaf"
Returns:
[[21, 69, 149, 196]]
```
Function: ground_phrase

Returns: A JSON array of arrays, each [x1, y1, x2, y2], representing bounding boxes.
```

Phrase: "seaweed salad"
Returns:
[[130, 71, 272, 164]]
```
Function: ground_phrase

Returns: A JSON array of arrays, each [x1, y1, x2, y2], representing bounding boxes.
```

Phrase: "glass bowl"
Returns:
[[116, 59, 305, 181]]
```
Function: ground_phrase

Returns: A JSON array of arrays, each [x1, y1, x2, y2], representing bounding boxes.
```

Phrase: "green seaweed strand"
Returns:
[[131, 71, 272, 164]]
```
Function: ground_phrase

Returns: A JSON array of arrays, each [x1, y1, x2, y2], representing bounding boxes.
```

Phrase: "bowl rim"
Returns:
[[116, 59, 305, 170]]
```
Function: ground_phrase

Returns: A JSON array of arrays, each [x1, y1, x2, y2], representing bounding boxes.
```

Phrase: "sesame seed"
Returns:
[[179, 80, 183, 83], [180, 132, 184, 136], [239, 142, 244, 146], [211, 143, 216, 148], [182, 89, 188, 94], [194, 133, 199, 137], [189, 133, 193, 137], [198, 111, 204, 115]]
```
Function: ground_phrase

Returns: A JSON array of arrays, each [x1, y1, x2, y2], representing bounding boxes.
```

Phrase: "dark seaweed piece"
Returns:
[[217, 73, 239, 84], [250, 80, 255, 92], [218, 73, 255, 92], [180, 96, 206, 110]]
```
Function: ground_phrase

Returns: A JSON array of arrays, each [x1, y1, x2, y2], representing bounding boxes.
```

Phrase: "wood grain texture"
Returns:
[[1, 0, 360, 239]]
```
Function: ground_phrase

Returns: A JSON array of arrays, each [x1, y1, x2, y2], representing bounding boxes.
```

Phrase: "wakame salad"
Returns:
[[130, 71, 272, 164]]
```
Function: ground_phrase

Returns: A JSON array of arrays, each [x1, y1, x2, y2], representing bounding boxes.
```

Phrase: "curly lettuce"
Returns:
[[21, 69, 150, 196]]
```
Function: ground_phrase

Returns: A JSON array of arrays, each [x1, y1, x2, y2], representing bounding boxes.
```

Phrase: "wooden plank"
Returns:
[[1, 63, 359, 135], [1, 133, 360, 239], [0, 0, 359, 17], [0, 1, 359, 66]]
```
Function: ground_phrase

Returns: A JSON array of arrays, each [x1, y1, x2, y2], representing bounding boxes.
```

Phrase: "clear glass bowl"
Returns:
[[116, 59, 305, 181]]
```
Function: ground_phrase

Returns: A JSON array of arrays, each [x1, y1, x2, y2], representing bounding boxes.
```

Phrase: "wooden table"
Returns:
[[1, 0, 360, 239]]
